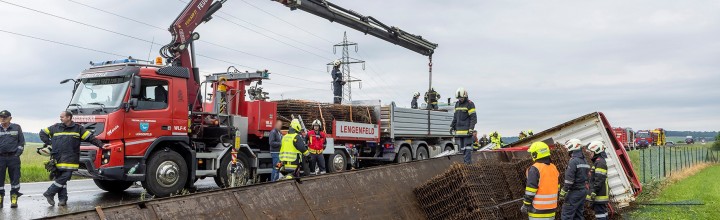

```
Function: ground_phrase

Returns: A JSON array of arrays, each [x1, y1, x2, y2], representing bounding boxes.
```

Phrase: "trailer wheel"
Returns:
[[397, 147, 412, 163], [327, 150, 347, 173], [215, 151, 250, 188], [142, 150, 188, 197], [416, 147, 429, 160], [444, 145, 454, 152], [93, 179, 134, 193]]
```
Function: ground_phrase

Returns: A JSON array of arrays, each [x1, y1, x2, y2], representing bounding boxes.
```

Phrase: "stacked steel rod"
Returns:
[[415, 146, 622, 220], [274, 100, 377, 133]]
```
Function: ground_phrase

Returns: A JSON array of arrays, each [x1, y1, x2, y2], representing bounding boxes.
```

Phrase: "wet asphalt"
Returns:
[[0, 178, 218, 220]]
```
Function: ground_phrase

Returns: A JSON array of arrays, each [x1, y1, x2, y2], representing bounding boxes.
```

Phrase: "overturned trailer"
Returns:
[[44, 112, 640, 220]]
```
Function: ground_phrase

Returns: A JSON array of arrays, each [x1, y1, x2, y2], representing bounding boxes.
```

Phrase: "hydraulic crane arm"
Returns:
[[160, 0, 227, 111], [275, 0, 438, 56]]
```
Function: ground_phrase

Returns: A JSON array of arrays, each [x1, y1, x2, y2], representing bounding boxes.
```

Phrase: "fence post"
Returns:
[[658, 146, 661, 179], [663, 145, 666, 178], [641, 148, 645, 183]]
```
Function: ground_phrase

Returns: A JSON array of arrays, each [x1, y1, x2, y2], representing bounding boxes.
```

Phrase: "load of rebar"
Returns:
[[274, 100, 377, 134], [414, 147, 621, 220]]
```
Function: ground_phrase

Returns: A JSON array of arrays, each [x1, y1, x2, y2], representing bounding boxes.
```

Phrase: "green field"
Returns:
[[626, 143, 717, 184], [629, 164, 720, 219], [3, 143, 53, 184]]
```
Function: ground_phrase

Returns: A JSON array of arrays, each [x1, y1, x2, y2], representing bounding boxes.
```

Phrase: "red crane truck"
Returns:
[[61, 0, 439, 197]]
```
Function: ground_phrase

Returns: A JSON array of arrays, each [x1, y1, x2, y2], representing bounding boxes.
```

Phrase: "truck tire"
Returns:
[[327, 150, 347, 173], [416, 147, 429, 160], [444, 145, 454, 152], [142, 150, 188, 197], [397, 147, 412, 163], [214, 151, 250, 188], [93, 179, 134, 193]]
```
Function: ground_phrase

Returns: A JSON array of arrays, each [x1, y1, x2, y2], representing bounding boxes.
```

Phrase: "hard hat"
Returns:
[[455, 87, 468, 98], [333, 59, 341, 66], [413, 92, 420, 97], [312, 119, 322, 127], [37, 146, 52, 156], [587, 140, 605, 154], [564, 138, 583, 152], [290, 119, 302, 132], [528, 142, 551, 161]]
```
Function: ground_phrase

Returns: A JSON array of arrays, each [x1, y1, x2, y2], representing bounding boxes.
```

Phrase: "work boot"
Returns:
[[0, 196, 3, 208], [10, 194, 18, 208], [319, 171, 326, 175], [43, 193, 55, 206], [58, 200, 67, 206]]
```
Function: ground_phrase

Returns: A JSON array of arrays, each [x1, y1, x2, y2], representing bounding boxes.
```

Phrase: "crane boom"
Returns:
[[275, 0, 438, 56]]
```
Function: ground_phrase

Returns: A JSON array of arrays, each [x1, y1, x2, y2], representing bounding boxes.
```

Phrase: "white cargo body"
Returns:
[[506, 112, 642, 208]]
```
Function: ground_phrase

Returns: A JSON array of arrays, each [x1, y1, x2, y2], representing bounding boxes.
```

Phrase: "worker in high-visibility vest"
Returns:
[[518, 131, 527, 140], [560, 139, 590, 220], [587, 141, 610, 220], [521, 142, 559, 220], [278, 119, 309, 180], [490, 131, 502, 149]]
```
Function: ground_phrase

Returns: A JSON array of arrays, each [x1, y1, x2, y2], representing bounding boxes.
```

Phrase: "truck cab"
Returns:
[[635, 130, 652, 149], [67, 61, 245, 197]]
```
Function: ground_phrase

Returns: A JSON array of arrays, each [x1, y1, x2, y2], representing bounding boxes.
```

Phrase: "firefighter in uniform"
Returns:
[[39, 111, 104, 206], [522, 142, 559, 220], [449, 87, 477, 164], [424, 87, 440, 110], [411, 92, 420, 109], [518, 131, 528, 140], [587, 141, 610, 220], [307, 119, 327, 175], [478, 134, 490, 148], [331, 60, 345, 104], [560, 139, 590, 220], [0, 110, 24, 208], [278, 119, 309, 180]]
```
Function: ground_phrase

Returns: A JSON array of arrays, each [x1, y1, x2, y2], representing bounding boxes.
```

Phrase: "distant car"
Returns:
[[666, 142, 675, 146], [686, 136, 695, 144]]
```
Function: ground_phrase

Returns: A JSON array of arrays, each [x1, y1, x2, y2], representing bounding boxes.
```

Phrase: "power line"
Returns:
[[240, 0, 335, 44], [0, 29, 127, 57], [0, 0, 159, 45], [66, 0, 166, 31], [355, 51, 404, 99], [196, 54, 328, 85]]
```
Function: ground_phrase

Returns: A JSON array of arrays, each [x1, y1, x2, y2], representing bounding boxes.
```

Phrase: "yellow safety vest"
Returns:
[[279, 133, 302, 169]]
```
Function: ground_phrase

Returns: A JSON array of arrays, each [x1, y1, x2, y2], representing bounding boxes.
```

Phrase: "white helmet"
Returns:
[[413, 92, 420, 97], [587, 140, 605, 154], [564, 138, 583, 151], [455, 87, 468, 98], [332, 59, 341, 66], [312, 119, 322, 128], [37, 146, 52, 156]]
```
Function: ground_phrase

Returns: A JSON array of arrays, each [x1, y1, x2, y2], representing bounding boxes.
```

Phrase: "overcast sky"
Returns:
[[1, 0, 718, 135]]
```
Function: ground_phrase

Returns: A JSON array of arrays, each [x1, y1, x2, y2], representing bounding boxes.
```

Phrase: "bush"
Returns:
[[714, 132, 720, 151]]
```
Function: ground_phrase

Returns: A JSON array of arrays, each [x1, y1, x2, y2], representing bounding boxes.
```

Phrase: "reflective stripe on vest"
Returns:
[[531, 163, 559, 210], [279, 133, 301, 163]]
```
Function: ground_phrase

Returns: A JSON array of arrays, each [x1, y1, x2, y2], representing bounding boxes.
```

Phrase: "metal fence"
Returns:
[[635, 145, 720, 184]]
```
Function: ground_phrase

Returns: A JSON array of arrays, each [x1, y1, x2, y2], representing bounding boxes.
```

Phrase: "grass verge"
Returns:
[[3, 143, 54, 184], [629, 163, 720, 219]]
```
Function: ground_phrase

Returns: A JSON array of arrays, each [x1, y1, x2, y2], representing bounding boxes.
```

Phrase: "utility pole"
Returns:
[[328, 32, 365, 104]]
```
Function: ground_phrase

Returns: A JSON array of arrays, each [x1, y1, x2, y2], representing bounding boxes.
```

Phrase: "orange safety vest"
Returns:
[[527, 163, 560, 211]]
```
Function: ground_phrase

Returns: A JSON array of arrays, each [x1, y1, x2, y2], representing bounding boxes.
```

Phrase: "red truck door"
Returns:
[[123, 77, 174, 156]]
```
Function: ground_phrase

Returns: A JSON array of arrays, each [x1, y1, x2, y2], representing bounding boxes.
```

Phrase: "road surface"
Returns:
[[1, 178, 218, 219]]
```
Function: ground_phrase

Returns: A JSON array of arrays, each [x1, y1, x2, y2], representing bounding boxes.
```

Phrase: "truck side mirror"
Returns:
[[131, 76, 142, 98], [128, 98, 138, 111]]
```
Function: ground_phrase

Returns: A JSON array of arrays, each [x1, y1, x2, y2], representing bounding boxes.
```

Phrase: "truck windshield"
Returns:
[[636, 132, 650, 138], [69, 76, 131, 110]]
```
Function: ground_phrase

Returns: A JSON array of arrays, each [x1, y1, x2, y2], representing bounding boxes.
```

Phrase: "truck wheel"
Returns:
[[142, 150, 188, 197], [327, 150, 347, 173], [416, 147, 429, 160], [444, 145, 454, 152], [215, 151, 250, 188], [93, 179, 134, 193], [397, 147, 412, 163]]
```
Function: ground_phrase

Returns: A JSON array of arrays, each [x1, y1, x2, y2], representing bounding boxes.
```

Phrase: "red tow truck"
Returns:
[[62, 0, 438, 197]]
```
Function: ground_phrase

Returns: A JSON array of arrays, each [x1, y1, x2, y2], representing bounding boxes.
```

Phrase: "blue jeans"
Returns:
[[270, 152, 279, 182]]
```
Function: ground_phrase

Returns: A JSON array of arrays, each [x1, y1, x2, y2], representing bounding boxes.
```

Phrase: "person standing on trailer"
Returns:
[[560, 138, 590, 220], [411, 92, 420, 109], [424, 87, 440, 110], [331, 60, 345, 104], [269, 120, 283, 181], [278, 119, 309, 180], [449, 87, 477, 164], [587, 141, 610, 220], [39, 111, 104, 206], [521, 142, 560, 220], [0, 110, 24, 208], [307, 120, 327, 175]]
